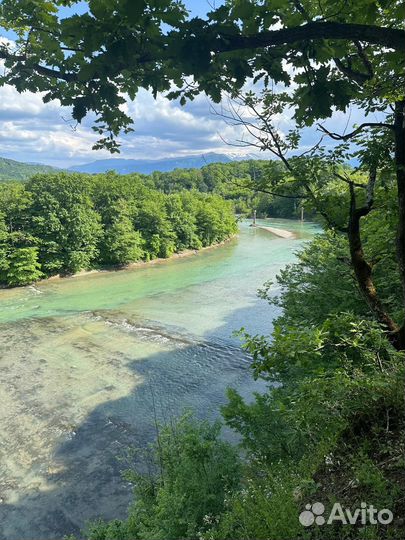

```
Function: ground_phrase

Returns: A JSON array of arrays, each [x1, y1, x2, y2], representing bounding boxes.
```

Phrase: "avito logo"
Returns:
[[299, 501, 393, 527]]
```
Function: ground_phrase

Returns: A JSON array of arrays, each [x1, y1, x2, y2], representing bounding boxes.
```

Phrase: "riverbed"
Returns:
[[0, 219, 318, 539]]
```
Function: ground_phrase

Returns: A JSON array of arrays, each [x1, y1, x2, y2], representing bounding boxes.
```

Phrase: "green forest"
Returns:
[[0, 173, 237, 287], [0, 157, 304, 216], [1, 0, 404, 539], [149, 160, 303, 218]]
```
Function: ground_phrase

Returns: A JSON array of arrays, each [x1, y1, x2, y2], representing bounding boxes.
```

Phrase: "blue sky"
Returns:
[[0, 0, 363, 168]]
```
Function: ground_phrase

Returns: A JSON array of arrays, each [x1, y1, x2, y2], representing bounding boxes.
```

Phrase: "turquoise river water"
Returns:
[[0, 219, 318, 539]]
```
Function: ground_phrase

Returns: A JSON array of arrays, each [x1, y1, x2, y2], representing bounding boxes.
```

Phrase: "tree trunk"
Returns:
[[347, 182, 403, 350], [393, 100, 405, 350]]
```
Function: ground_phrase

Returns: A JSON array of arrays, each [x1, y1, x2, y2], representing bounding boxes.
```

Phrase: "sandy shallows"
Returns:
[[258, 226, 296, 239]]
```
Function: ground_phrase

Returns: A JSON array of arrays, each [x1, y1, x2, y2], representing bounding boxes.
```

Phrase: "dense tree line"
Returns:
[[0, 158, 307, 219], [150, 160, 306, 219], [0, 173, 237, 287]]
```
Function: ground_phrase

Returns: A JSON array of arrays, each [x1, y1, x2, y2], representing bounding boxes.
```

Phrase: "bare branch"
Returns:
[[333, 56, 372, 85], [298, 136, 325, 157], [227, 177, 308, 199], [317, 122, 394, 141], [334, 172, 367, 189]]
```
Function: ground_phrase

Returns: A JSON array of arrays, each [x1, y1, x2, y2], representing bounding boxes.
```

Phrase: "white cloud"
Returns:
[[0, 74, 264, 166], [0, 38, 277, 167], [0, 61, 375, 168], [0, 79, 256, 167]]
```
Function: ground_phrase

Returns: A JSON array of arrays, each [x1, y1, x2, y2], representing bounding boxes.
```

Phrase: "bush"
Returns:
[[86, 415, 241, 540]]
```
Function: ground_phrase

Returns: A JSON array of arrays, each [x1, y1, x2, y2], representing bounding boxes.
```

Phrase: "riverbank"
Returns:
[[258, 225, 296, 239], [41, 235, 238, 285]]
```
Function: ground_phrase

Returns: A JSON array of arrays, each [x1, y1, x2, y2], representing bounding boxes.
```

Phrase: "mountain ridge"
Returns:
[[68, 152, 243, 174], [0, 152, 258, 181]]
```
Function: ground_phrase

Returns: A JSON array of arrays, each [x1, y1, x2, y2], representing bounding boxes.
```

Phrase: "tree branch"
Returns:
[[317, 122, 394, 141], [2, 21, 404, 86], [0, 48, 77, 82], [228, 178, 308, 200], [334, 172, 367, 189], [333, 56, 372, 85], [216, 22, 405, 53], [354, 41, 374, 79]]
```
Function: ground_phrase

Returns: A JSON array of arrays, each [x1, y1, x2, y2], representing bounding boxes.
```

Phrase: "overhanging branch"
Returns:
[[216, 22, 405, 53], [1, 20, 404, 85]]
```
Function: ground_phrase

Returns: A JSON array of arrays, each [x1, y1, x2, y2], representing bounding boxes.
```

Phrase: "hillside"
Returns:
[[68, 152, 234, 174], [0, 157, 58, 182]]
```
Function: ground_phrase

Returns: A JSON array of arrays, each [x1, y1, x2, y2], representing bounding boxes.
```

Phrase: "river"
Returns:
[[0, 219, 318, 539]]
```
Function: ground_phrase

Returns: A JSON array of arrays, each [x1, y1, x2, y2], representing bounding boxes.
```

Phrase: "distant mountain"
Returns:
[[0, 157, 58, 182], [69, 152, 235, 175], [0, 152, 256, 181]]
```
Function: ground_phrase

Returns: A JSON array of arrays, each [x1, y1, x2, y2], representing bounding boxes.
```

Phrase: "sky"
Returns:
[[0, 0, 364, 168]]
